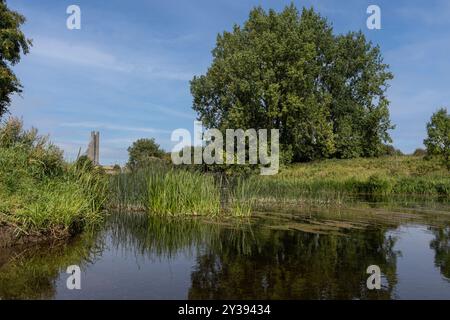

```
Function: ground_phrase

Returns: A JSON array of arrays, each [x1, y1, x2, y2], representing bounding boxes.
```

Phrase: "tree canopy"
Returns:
[[0, 0, 32, 118], [191, 5, 394, 162], [127, 138, 165, 169], [424, 108, 449, 165]]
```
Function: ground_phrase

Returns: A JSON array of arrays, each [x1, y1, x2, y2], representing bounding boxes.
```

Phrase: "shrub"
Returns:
[[0, 117, 64, 177], [413, 148, 427, 157], [355, 174, 393, 195]]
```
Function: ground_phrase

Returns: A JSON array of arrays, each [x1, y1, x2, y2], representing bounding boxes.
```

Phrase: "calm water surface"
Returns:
[[1, 203, 449, 299]]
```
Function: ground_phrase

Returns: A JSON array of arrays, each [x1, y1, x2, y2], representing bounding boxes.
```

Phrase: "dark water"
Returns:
[[1, 205, 450, 299]]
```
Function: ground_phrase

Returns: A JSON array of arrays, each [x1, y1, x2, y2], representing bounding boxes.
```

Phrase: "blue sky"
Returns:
[[7, 0, 450, 164]]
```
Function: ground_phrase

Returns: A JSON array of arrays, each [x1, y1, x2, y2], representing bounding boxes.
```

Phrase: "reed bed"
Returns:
[[145, 169, 221, 216], [228, 177, 260, 216], [109, 164, 221, 216], [108, 156, 450, 218]]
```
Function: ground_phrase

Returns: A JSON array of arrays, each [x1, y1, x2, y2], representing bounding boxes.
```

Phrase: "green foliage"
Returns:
[[382, 144, 403, 156], [0, 229, 99, 299], [0, 117, 64, 177], [413, 148, 427, 157], [127, 138, 165, 170], [0, 119, 107, 235], [424, 108, 450, 166], [109, 164, 221, 216], [356, 174, 393, 195], [145, 168, 221, 216], [191, 5, 393, 162], [249, 156, 450, 201], [229, 177, 259, 216], [75, 155, 94, 171], [109, 162, 262, 217], [0, 0, 32, 118], [109, 155, 449, 218]]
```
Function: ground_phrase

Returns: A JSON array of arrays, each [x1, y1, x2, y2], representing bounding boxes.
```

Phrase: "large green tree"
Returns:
[[0, 0, 32, 118], [424, 108, 450, 165], [191, 5, 393, 162], [127, 138, 165, 169]]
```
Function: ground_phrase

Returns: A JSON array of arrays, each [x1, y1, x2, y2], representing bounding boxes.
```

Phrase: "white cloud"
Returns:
[[385, 38, 450, 67], [145, 68, 195, 81], [32, 37, 131, 72], [31, 37, 197, 81], [149, 103, 195, 119], [59, 121, 172, 134]]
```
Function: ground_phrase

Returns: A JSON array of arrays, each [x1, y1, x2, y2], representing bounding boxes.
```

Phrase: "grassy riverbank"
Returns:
[[2, 118, 448, 237], [109, 155, 449, 217], [0, 119, 107, 245], [254, 155, 450, 199]]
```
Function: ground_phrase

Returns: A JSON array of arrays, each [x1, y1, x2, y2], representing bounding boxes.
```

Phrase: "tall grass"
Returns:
[[145, 169, 221, 216], [109, 164, 221, 216], [228, 177, 260, 216], [11, 164, 107, 234], [0, 118, 107, 237], [109, 164, 259, 217], [251, 156, 450, 200], [108, 156, 450, 218]]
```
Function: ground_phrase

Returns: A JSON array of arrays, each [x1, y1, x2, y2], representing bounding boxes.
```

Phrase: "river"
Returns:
[[1, 201, 449, 299]]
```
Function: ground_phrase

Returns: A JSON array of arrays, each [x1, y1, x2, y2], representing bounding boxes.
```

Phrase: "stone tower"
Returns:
[[87, 131, 100, 165]]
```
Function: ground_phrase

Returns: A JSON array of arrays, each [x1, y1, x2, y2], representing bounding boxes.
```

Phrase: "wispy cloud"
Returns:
[[396, 0, 450, 25], [31, 36, 197, 81], [147, 33, 200, 45], [144, 68, 195, 81], [59, 121, 172, 134], [149, 104, 195, 119], [32, 37, 131, 72], [385, 38, 450, 67]]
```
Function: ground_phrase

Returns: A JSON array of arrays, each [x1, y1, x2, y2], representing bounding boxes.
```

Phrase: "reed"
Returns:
[[109, 164, 221, 216], [228, 177, 259, 216], [107, 156, 449, 218], [145, 168, 221, 216]]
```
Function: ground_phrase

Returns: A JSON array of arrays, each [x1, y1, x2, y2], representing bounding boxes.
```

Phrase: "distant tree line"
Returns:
[[125, 106, 449, 171]]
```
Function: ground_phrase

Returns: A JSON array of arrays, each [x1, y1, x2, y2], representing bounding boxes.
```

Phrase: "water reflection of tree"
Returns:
[[106, 212, 400, 299], [107, 212, 225, 260], [0, 212, 403, 299], [0, 229, 102, 299], [188, 227, 399, 299], [429, 226, 450, 280]]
